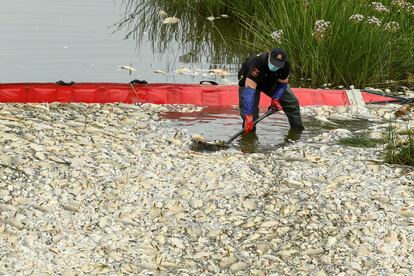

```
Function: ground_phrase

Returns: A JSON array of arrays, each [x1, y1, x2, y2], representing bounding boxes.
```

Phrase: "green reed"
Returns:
[[116, 0, 413, 88], [338, 133, 384, 148], [232, 0, 414, 88], [384, 123, 414, 166]]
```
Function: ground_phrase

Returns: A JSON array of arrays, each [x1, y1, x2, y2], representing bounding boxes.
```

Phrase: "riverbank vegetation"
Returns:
[[384, 123, 414, 166], [233, 0, 414, 88], [338, 132, 384, 148], [118, 0, 413, 88], [338, 123, 414, 167]]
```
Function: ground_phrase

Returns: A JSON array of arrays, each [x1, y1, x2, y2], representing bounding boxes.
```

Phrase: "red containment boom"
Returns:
[[0, 82, 400, 106]]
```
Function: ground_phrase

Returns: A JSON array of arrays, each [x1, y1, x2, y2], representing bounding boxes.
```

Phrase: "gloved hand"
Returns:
[[268, 83, 287, 112], [269, 98, 282, 112], [244, 114, 254, 134]]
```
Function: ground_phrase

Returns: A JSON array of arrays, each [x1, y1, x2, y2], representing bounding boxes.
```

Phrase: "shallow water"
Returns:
[[161, 107, 372, 153], [161, 107, 291, 153]]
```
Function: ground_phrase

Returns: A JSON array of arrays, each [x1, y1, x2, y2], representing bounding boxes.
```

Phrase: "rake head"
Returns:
[[190, 136, 230, 152]]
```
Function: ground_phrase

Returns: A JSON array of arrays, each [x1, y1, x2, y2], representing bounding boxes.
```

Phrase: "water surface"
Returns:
[[0, 0, 235, 84], [161, 107, 372, 153]]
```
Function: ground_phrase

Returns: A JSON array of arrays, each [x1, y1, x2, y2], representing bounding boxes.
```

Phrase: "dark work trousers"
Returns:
[[238, 86, 305, 130]]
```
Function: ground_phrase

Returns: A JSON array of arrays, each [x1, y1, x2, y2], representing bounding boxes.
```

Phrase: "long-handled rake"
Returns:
[[191, 109, 277, 151]]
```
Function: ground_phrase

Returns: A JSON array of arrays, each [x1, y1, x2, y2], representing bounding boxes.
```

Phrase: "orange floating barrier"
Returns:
[[0, 82, 400, 106]]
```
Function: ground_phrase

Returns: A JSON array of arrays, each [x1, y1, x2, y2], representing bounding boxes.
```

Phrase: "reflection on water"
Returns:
[[116, 0, 247, 66]]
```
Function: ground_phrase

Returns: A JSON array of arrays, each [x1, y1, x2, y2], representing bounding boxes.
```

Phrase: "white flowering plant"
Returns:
[[313, 19, 331, 40], [367, 16, 382, 26], [271, 30, 284, 44], [370, 2, 390, 13], [349, 14, 365, 22]]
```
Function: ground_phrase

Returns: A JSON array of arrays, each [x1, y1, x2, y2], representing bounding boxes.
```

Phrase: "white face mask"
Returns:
[[268, 63, 279, 72]]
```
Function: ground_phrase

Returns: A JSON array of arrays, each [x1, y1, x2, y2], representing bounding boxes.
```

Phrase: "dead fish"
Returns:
[[169, 237, 185, 249], [64, 121, 85, 128], [315, 115, 338, 125], [243, 199, 257, 210], [175, 68, 193, 75], [62, 204, 80, 213], [115, 217, 139, 227], [153, 69, 167, 75], [12, 198, 32, 206], [395, 104, 411, 117], [33, 204, 50, 213], [278, 249, 298, 257], [162, 16, 180, 24], [219, 256, 237, 268], [136, 263, 158, 270], [209, 68, 231, 77], [399, 208, 414, 218], [5, 218, 25, 230], [0, 155, 14, 166], [206, 16, 215, 21], [158, 10, 168, 17], [230, 262, 248, 273], [0, 203, 17, 212], [119, 64, 136, 72], [189, 198, 203, 209]]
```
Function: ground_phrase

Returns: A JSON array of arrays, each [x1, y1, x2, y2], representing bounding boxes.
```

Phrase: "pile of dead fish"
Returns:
[[0, 102, 413, 275]]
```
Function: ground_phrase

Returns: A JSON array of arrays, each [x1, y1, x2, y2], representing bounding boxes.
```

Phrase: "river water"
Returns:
[[0, 0, 233, 84]]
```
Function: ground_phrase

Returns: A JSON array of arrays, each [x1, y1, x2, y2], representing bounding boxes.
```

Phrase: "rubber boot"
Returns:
[[279, 87, 305, 131]]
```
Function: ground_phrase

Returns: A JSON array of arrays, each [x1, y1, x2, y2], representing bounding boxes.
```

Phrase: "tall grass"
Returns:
[[233, 0, 414, 88], [116, 0, 414, 88]]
